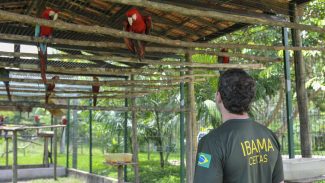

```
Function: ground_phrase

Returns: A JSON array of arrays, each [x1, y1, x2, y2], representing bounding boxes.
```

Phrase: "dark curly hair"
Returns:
[[218, 69, 256, 114]]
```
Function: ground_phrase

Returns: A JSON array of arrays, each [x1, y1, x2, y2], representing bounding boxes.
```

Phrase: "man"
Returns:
[[194, 69, 284, 183]]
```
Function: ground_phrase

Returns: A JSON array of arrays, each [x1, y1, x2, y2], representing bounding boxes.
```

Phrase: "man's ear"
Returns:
[[216, 92, 222, 104]]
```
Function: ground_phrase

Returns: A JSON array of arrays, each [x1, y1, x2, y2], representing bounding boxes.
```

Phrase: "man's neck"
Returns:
[[222, 112, 250, 123]]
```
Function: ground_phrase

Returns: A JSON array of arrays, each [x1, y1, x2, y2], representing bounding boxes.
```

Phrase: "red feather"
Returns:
[[45, 76, 59, 104], [92, 76, 100, 106], [123, 8, 152, 59], [40, 8, 58, 37]]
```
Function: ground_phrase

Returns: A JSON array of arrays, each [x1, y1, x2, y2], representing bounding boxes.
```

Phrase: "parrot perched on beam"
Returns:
[[218, 48, 230, 64], [218, 48, 230, 75], [123, 8, 152, 60], [45, 76, 59, 104], [0, 68, 11, 101], [92, 76, 100, 107], [35, 8, 58, 84]]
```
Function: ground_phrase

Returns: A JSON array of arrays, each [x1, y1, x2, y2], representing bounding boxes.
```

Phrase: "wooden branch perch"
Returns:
[[0, 34, 310, 61], [0, 77, 201, 86], [106, 0, 325, 33], [0, 93, 149, 99], [0, 58, 186, 76], [0, 51, 264, 69], [0, 88, 156, 95], [0, 100, 186, 112]]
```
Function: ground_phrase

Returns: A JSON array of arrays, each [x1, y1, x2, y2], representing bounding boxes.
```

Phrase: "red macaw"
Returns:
[[218, 48, 230, 64], [0, 68, 11, 101], [92, 76, 100, 106], [35, 8, 58, 84], [123, 8, 152, 60], [45, 76, 59, 104], [218, 48, 230, 74], [61, 116, 67, 125]]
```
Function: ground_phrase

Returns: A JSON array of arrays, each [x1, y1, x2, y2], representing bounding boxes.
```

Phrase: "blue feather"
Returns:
[[35, 25, 40, 37]]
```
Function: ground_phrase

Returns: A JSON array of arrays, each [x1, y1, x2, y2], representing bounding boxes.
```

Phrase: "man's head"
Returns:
[[216, 69, 256, 115]]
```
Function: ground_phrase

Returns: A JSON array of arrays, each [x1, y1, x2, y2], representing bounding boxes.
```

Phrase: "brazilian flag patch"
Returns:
[[198, 152, 211, 168]]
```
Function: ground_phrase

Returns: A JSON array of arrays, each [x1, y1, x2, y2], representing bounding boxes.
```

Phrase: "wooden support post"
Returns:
[[290, 2, 311, 158], [5, 135, 9, 167], [54, 126, 57, 180], [66, 99, 70, 175], [123, 86, 128, 182], [43, 137, 49, 167], [72, 100, 78, 169], [180, 60, 185, 183], [130, 75, 140, 183], [50, 115, 53, 163], [118, 165, 124, 183], [89, 99, 93, 174], [12, 130, 17, 183], [185, 51, 196, 183]]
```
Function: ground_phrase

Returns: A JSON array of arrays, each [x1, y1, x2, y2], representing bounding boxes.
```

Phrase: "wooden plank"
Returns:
[[0, 101, 187, 112]]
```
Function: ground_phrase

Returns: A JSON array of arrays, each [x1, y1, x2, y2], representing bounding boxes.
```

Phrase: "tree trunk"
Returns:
[[147, 140, 150, 160], [164, 132, 173, 165], [158, 140, 165, 168], [290, 2, 311, 158], [118, 129, 121, 152], [155, 110, 165, 168], [72, 99, 79, 168]]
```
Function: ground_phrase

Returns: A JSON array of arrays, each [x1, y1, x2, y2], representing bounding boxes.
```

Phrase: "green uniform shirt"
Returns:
[[194, 118, 284, 183]]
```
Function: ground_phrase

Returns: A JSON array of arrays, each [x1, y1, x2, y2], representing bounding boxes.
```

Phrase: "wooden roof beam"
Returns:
[[0, 10, 322, 52], [105, 0, 324, 33]]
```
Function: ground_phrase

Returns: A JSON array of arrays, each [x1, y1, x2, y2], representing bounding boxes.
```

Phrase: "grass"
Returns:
[[0, 140, 181, 183]]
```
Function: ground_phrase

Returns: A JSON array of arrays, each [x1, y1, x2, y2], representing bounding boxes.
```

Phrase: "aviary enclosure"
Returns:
[[0, 0, 324, 183]]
